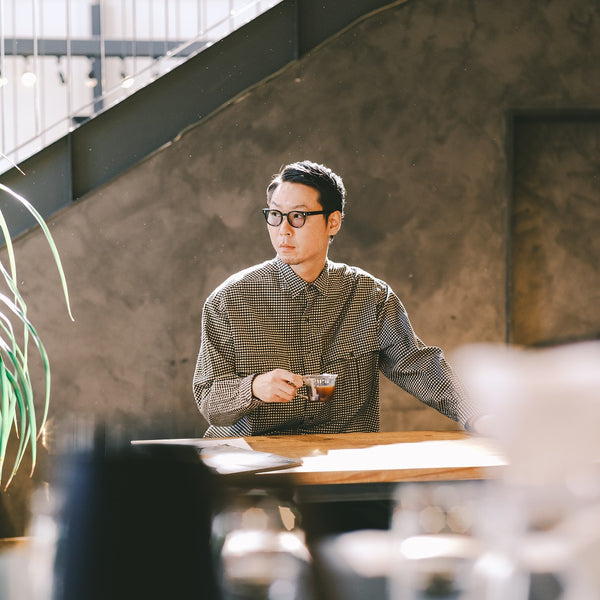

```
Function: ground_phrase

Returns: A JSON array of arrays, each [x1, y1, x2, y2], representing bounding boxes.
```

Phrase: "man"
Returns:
[[193, 160, 477, 437]]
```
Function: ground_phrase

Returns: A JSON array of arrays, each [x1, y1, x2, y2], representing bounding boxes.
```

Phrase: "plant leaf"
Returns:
[[0, 152, 26, 176], [0, 183, 73, 321], [0, 288, 51, 484], [0, 183, 73, 486]]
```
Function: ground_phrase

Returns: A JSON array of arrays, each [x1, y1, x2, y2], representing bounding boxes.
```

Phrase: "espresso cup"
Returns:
[[303, 373, 338, 402]]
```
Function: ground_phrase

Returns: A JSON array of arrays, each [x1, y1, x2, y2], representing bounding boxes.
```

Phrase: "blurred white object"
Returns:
[[451, 341, 600, 600], [0, 538, 33, 600], [390, 482, 484, 600], [453, 341, 600, 485], [212, 492, 311, 600]]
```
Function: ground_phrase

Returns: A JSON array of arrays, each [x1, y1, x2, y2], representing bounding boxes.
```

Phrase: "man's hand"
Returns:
[[252, 369, 303, 403]]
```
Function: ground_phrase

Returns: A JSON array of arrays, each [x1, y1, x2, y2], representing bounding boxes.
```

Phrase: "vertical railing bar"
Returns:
[[148, 0, 154, 55], [147, 0, 157, 79], [0, 0, 6, 157], [163, 0, 169, 56], [38, 0, 46, 149], [196, 0, 204, 35], [13, 0, 18, 161], [120, 0, 127, 99], [31, 0, 41, 140], [132, 0, 137, 78], [65, 0, 72, 128], [99, 0, 107, 116]]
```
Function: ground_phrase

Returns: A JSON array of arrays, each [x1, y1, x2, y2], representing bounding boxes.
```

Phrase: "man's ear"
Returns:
[[327, 211, 342, 236]]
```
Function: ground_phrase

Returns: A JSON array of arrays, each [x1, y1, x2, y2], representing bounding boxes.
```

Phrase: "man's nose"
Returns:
[[278, 217, 294, 234]]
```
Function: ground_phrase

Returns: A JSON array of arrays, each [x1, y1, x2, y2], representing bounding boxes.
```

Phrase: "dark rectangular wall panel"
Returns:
[[509, 112, 600, 346]]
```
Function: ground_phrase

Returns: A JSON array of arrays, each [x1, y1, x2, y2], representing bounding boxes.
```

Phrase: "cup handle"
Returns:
[[302, 377, 318, 401]]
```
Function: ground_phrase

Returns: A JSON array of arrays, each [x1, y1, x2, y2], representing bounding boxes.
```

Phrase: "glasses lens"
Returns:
[[288, 212, 306, 228], [264, 209, 283, 226]]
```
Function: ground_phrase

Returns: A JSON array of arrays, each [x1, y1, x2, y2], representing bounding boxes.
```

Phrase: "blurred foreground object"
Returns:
[[454, 341, 600, 485], [212, 487, 312, 600], [303, 340, 600, 600], [449, 341, 600, 599], [390, 481, 483, 600], [52, 444, 221, 600]]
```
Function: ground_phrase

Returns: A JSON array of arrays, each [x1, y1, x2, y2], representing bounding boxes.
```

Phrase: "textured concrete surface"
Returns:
[[512, 117, 600, 346], [1, 0, 600, 533]]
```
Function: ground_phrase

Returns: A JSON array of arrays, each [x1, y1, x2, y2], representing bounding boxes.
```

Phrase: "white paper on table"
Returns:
[[264, 437, 506, 474]]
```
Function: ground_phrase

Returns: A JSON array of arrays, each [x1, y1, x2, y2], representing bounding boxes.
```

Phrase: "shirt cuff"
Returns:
[[247, 373, 264, 408]]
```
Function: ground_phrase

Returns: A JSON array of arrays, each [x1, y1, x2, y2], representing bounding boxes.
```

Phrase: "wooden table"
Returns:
[[243, 430, 506, 502], [133, 431, 506, 502]]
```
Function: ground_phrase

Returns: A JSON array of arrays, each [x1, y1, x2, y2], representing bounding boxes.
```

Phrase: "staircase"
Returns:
[[0, 0, 395, 238]]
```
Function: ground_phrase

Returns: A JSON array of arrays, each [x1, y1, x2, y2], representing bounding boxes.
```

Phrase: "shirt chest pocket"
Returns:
[[321, 330, 380, 388], [323, 332, 379, 412]]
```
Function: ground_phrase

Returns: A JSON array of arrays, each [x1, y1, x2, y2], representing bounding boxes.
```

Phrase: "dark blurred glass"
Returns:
[[52, 443, 221, 600]]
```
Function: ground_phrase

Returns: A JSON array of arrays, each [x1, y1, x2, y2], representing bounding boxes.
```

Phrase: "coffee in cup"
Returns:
[[303, 373, 338, 402]]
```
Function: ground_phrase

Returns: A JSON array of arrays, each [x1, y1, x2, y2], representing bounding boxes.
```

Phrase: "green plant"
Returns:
[[0, 182, 72, 488]]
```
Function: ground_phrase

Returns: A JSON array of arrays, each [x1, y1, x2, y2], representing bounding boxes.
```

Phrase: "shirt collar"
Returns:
[[275, 256, 330, 298]]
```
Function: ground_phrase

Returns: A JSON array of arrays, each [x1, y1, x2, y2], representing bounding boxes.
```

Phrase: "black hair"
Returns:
[[266, 160, 346, 217]]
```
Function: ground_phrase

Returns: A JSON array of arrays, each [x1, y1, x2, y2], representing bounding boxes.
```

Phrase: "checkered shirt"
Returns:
[[193, 257, 475, 437]]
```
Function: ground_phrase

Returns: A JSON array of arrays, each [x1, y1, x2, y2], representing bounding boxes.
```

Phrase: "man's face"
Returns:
[[267, 181, 341, 281]]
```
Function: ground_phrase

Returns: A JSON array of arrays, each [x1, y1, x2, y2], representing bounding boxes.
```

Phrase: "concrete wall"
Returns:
[[2, 0, 600, 533]]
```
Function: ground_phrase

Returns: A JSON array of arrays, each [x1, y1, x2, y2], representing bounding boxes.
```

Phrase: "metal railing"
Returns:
[[0, 0, 280, 174]]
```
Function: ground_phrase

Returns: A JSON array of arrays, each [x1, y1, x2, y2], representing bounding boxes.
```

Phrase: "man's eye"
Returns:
[[290, 212, 304, 220], [268, 210, 281, 218]]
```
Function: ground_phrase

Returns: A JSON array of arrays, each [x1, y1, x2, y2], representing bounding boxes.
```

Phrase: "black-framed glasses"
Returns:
[[262, 208, 327, 228]]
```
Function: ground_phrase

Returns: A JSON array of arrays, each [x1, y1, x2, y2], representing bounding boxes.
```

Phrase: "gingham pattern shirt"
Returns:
[[193, 257, 475, 437]]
